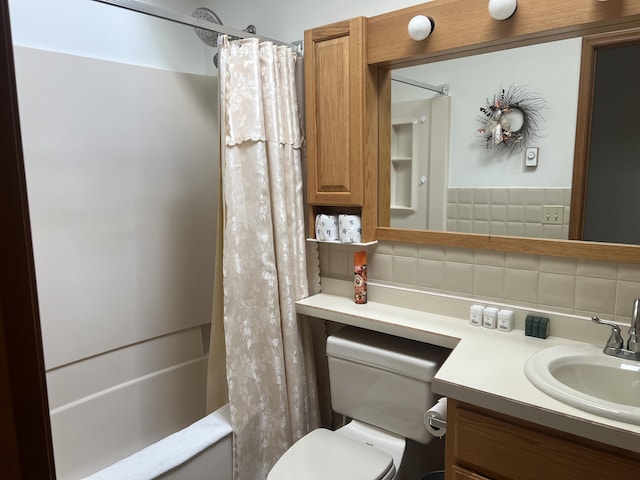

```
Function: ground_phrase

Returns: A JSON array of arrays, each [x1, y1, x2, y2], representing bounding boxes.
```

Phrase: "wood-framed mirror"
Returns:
[[369, 0, 640, 263]]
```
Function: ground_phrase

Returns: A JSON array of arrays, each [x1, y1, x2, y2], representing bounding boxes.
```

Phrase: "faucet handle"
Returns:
[[628, 299, 640, 353], [592, 316, 624, 355]]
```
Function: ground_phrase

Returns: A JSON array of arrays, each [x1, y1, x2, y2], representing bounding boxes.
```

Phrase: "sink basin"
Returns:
[[525, 344, 640, 424]]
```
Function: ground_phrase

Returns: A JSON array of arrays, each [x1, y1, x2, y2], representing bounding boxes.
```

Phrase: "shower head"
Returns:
[[192, 7, 223, 47], [191, 8, 260, 67]]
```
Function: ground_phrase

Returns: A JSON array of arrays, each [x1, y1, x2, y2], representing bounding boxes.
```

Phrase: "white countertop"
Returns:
[[296, 281, 640, 453]]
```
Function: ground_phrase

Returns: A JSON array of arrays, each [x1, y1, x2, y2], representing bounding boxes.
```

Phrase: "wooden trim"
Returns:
[[489, 236, 640, 263], [304, 26, 319, 212], [307, 19, 351, 42], [569, 36, 597, 240], [376, 227, 640, 263], [360, 61, 379, 243], [376, 227, 492, 251], [376, 69, 391, 229], [367, 0, 640, 67], [444, 398, 461, 480], [349, 17, 366, 207], [451, 465, 490, 480], [369, 0, 640, 262], [0, 1, 56, 477], [0, 322, 22, 479]]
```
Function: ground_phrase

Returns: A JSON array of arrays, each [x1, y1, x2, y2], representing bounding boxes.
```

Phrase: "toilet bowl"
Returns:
[[268, 326, 450, 480], [268, 427, 397, 480]]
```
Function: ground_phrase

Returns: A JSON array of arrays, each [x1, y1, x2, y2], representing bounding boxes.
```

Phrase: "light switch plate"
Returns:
[[525, 147, 538, 167], [542, 205, 564, 225]]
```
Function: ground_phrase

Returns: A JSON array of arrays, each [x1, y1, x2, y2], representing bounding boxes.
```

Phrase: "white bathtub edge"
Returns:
[[83, 404, 233, 480]]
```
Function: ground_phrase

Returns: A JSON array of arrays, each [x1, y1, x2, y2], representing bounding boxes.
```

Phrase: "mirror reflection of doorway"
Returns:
[[390, 96, 451, 230], [583, 43, 640, 244], [571, 30, 640, 244]]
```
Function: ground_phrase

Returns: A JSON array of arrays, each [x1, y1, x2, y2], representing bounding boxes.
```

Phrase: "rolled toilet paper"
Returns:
[[339, 214, 362, 243], [315, 214, 339, 242], [424, 397, 447, 438]]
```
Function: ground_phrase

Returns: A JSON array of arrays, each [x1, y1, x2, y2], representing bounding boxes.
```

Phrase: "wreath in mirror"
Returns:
[[477, 85, 545, 152]]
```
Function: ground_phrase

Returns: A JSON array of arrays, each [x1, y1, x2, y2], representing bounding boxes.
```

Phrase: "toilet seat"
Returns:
[[267, 428, 395, 480]]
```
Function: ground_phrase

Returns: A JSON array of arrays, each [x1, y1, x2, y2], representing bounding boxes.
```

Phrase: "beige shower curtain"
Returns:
[[214, 36, 320, 480]]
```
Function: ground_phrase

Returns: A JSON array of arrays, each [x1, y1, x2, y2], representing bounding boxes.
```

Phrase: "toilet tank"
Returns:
[[326, 326, 450, 444]]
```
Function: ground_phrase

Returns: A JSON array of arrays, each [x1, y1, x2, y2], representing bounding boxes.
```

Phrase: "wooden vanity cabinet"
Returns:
[[451, 466, 491, 480], [303, 17, 378, 242], [445, 399, 640, 480]]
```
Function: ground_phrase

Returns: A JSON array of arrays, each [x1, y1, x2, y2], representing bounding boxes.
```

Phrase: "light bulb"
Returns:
[[488, 0, 517, 20], [408, 15, 434, 41]]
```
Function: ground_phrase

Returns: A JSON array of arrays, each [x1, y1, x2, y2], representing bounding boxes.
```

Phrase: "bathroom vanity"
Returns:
[[296, 280, 640, 479], [446, 400, 640, 480]]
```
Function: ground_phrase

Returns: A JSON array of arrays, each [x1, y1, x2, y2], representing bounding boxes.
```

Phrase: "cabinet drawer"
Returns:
[[452, 465, 491, 480], [450, 403, 640, 480]]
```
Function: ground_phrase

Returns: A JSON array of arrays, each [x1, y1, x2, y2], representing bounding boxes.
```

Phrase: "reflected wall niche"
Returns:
[[389, 38, 580, 240]]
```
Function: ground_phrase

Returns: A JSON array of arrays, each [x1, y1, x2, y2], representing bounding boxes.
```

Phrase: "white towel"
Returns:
[[339, 214, 362, 243], [315, 214, 340, 241], [83, 405, 232, 480]]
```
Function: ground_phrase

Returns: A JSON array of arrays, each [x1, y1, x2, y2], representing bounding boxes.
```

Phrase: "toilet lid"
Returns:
[[268, 429, 394, 480]]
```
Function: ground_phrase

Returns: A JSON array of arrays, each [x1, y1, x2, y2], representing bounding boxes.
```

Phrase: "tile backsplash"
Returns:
[[318, 241, 640, 323], [447, 187, 571, 239]]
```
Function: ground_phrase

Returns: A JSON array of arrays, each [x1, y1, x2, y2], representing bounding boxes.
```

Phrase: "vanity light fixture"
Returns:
[[408, 15, 434, 41], [488, 0, 518, 20]]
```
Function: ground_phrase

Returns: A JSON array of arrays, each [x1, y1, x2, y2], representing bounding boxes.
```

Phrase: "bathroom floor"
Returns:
[[398, 438, 446, 480]]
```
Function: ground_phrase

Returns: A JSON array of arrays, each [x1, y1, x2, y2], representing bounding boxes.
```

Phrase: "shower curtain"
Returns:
[[217, 36, 320, 480]]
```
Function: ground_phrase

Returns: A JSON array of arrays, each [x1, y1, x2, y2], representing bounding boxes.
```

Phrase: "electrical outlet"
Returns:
[[542, 205, 564, 225]]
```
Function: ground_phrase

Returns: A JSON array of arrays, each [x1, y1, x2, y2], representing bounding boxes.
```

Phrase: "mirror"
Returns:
[[389, 38, 581, 240], [369, 0, 640, 262]]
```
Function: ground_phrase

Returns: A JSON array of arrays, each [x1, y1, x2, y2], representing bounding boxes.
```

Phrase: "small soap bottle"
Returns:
[[470, 304, 484, 326], [354, 250, 367, 304], [483, 307, 499, 329], [497, 309, 514, 332]]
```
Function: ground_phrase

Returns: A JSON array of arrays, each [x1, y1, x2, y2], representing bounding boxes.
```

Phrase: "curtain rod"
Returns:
[[90, 0, 298, 50], [392, 74, 449, 96]]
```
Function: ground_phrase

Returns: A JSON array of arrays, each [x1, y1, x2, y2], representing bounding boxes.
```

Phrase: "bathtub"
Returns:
[[83, 404, 233, 480]]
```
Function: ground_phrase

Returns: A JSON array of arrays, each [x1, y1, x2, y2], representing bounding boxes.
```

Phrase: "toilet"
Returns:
[[268, 326, 450, 480]]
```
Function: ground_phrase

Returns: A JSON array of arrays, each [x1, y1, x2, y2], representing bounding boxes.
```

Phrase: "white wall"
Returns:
[[16, 47, 218, 369], [205, 0, 427, 43], [9, 0, 218, 73], [13, 44, 218, 478], [393, 38, 581, 188], [9, 0, 428, 69], [8, 0, 425, 66]]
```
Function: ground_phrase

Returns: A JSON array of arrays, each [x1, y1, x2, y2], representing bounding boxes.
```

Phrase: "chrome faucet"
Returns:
[[629, 298, 640, 353], [592, 298, 640, 361]]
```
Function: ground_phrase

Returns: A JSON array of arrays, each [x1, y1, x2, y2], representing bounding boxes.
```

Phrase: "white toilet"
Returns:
[[268, 326, 450, 480]]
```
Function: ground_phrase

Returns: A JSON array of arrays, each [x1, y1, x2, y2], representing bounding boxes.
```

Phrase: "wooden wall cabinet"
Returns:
[[445, 399, 640, 480], [304, 17, 378, 242]]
